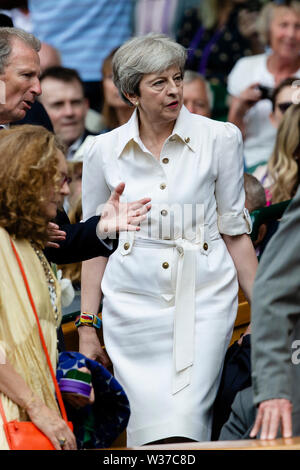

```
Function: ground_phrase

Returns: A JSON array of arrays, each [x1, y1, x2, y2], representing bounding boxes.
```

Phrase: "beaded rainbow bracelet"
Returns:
[[75, 312, 102, 329]]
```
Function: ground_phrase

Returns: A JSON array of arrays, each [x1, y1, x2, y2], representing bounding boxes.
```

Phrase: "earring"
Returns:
[[135, 101, 139, 107]]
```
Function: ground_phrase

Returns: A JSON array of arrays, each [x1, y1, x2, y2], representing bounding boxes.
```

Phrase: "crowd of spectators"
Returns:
[[0, 0, 300, 450]]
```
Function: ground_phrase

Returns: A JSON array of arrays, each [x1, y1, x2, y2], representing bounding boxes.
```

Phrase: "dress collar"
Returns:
[[172, 105, 197, 152], [116, 105, 197, 158]]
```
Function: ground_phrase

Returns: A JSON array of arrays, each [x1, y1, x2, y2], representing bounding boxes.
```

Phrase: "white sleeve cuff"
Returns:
[[96, 223, 114, 250], [218, 208, 252, 236]]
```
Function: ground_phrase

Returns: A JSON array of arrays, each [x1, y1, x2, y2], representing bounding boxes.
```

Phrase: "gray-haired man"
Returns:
[[183, 70, 213, 118], [0, 27, 41, 124]]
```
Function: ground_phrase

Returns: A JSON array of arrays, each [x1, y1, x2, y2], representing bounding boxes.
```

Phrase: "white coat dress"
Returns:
[[82, 105, 251, 446]]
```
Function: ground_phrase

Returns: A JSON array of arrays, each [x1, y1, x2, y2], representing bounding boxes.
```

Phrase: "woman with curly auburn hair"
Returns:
[[0, 124, 77, 450], [0, 125, 66, 246], [267, 103, 300, 204]]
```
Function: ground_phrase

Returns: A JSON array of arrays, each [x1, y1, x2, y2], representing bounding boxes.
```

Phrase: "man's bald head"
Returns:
[[39, 42, 61, 73], [183, 70, 213, 118]]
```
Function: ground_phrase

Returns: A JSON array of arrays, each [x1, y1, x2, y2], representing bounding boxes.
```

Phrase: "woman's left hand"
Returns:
[[62, 367, 95, 409]]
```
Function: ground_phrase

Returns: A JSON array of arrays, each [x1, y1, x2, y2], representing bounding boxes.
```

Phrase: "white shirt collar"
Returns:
[[116, 105, 196, 158], [67, 133, 85, 160]]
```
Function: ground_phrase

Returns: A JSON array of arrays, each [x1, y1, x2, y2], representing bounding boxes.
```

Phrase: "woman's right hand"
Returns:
[[26, 397, 77, 450], [78, 325, 111, 367], [228, 83, 262, 134], [235, 82, 262, 114]]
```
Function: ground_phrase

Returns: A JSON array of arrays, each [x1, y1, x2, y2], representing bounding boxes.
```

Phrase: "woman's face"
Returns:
[[131, 65, 183, 125], [42, 150, 70, 220], [103, 69, 127, 109], [270, 85, 295, 129], [269, 8, 300, 60]]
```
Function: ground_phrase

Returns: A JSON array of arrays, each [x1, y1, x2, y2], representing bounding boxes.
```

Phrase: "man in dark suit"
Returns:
[[16, 99, 54, 131], [219, 386, 256, 440]]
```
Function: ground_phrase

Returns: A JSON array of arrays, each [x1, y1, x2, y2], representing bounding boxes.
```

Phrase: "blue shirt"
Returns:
[[28, 0, 133, 81]]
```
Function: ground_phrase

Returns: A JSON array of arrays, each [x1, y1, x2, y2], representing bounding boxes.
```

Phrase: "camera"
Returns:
[[257, 85, 274, 101]]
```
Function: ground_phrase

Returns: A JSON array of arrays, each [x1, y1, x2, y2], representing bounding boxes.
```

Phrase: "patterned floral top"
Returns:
[[177, 6, 252, 86]]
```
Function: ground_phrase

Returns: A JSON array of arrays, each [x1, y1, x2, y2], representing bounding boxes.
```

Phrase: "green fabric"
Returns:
[[66, 369, 92, 384], [250, 200, 291, 242], [210, 83, 229, 122], [246, 161, 268, 174]]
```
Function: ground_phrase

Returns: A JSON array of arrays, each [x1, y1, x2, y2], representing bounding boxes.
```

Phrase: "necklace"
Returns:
[[30, 241, 59, 322]]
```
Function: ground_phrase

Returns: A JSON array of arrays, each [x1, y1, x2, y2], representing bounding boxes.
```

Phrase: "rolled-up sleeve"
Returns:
[[215, 123, 252, 236]]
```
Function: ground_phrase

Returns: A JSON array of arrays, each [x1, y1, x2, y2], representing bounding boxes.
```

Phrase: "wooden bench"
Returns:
[[110, 436, 300, 450], [229, 289, 250, 346]]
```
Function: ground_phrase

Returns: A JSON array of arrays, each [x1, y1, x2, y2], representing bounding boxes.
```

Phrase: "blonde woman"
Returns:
[[265, 104, 300, 204]]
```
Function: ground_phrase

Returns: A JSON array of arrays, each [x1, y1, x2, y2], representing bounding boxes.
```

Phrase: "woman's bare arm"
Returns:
[[223, 233, 258, 303], [78, 256, 109, 366], [0, 359, 76, 449]]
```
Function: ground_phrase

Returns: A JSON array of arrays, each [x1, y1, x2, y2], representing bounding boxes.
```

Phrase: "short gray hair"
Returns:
[[183, 70, 214, 110], [113, 33, 187, 106], [0, 27, 41, 74]]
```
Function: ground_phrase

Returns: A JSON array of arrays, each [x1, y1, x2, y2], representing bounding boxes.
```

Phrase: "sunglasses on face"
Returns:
[[277, 102, 293, 114]]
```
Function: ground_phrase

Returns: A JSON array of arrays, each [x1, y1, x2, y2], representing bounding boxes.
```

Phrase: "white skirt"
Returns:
[[101, 235, 238, 446]]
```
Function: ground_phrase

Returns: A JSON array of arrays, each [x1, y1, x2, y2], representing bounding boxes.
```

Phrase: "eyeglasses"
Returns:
[[277, 102, 293, 114], [60, 174, 72, 186]]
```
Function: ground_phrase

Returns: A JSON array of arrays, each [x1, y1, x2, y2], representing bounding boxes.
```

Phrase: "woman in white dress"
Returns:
[[79, 34, 258, 446]]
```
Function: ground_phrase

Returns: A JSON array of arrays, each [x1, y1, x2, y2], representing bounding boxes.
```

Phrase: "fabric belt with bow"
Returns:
[[120, 224, 221, 395]]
